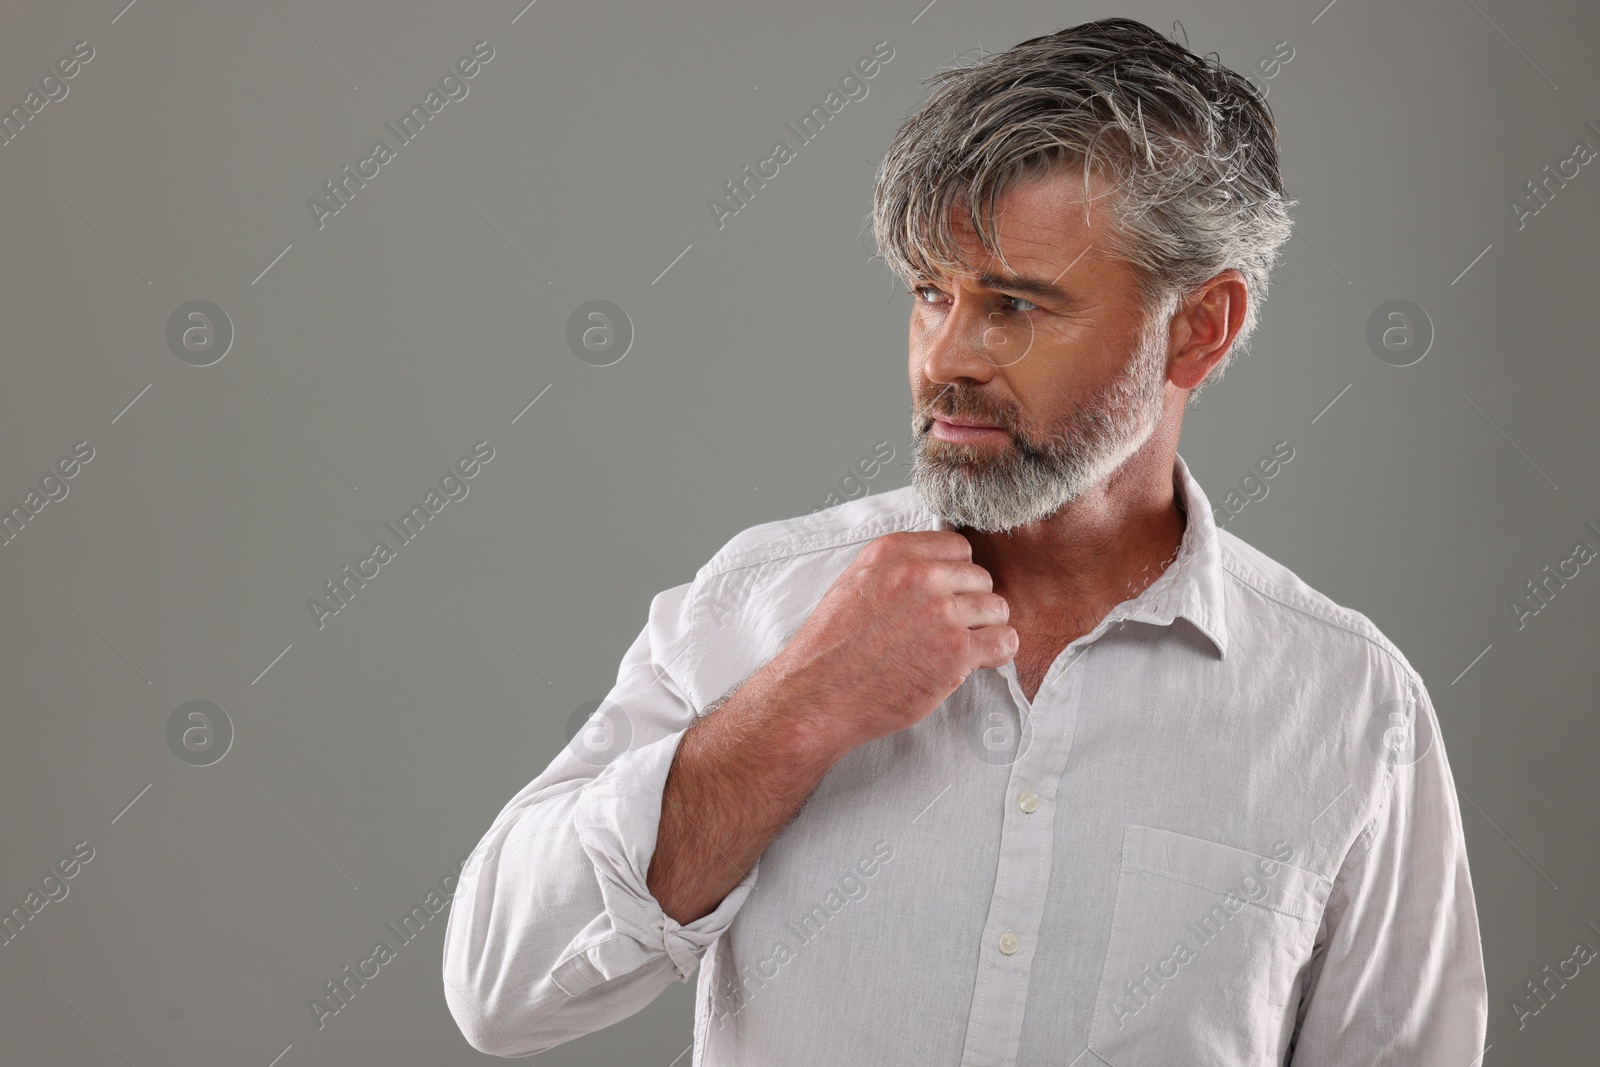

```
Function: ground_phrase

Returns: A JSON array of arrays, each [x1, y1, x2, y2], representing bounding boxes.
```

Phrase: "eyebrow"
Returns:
[[935, 270, 1083, 310]]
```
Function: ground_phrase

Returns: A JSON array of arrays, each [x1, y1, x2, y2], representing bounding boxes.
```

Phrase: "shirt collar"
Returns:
[[924, 451, 1229, 659]]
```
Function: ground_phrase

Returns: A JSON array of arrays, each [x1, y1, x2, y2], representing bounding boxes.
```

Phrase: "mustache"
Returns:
[[916, 387, 1017, 431]]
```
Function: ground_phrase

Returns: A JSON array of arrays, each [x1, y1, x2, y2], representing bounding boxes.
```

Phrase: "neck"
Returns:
[[957, 445, 1187, 622]]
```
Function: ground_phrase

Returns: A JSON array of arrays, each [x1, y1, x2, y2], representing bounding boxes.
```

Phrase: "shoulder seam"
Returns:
[[1218, 542, 1420, 686]]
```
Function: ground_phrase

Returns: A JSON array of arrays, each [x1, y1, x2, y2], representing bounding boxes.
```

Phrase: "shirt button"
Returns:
[[1017, 790, 1039, 814], [998, 931, 1020, 955]]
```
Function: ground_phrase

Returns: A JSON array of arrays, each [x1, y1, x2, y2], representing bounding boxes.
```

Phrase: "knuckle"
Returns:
[[861, 534, 897, 563], [889, 559, 925, 593]]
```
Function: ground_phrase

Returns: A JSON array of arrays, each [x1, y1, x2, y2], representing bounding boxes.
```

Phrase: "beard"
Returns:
[[909, 308, 1171, 534]]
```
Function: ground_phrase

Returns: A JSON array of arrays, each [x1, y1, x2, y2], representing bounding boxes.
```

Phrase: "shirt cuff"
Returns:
[[561, 728, 759, 993]]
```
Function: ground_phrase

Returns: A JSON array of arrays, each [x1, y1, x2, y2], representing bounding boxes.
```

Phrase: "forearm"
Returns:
[[445, 718, 775, 1054], [647, 666, 846, 925]]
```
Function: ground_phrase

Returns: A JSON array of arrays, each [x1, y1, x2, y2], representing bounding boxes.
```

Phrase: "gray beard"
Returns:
[[909, 319, 1170, 534]]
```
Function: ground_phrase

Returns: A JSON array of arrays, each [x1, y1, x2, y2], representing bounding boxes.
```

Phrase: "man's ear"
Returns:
[[1168, 270, 1247, 391]]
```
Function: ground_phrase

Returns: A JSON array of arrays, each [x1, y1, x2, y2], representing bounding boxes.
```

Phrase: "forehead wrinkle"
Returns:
[[935, 207, 1102, 306]]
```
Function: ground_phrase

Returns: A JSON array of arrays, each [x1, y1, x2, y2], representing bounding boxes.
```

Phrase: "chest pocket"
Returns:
[[1088, 825, 1331, 1066]]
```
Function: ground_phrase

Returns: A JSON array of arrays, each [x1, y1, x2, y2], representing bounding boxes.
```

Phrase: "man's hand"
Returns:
[[762, 530, 1017, 762], [647, 531, 1014, 926]]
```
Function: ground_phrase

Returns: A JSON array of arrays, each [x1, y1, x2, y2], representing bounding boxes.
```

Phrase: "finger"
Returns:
[[969, 624, 1019, 669], [941, 561, 996, 596], [887, 530, 975, 561], [951, 590, 1009, 629]]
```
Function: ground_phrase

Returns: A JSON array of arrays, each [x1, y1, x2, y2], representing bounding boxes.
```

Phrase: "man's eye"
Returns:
[[905, 286, 1037, 313]]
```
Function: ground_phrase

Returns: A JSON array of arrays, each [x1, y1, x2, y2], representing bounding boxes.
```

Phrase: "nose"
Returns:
[[921, 335, 994, 389], [915, 301, 1033, 386]]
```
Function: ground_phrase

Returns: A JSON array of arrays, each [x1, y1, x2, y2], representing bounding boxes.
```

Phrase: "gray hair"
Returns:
[[871, 17, 1296, 398]]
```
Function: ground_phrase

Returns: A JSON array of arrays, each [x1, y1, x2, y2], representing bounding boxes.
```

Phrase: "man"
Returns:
[[442, 17, 1487, 1064]]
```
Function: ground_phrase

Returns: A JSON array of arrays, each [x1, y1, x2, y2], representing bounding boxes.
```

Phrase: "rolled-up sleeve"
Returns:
[[1290, 672, 1488, 1064], [441, 579, 760, 1058]]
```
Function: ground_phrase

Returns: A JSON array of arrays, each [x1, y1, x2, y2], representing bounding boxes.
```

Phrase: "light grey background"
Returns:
[[1, 0, 1594, 1062]]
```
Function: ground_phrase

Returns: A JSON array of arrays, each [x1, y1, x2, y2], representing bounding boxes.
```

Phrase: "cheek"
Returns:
[[998, 347, 1068, 415], [907, 309, 934, 346]]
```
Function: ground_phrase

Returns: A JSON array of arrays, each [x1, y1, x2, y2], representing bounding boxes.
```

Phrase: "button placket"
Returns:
[[959, 651, 1089, 1067]]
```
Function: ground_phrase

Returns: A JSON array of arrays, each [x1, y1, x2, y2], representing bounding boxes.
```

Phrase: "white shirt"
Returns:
[[441, 452, 1487, 1065]]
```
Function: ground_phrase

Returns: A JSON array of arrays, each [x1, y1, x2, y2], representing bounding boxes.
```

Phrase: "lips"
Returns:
[[928, 415, 1010, 445], [936, 418, 1000, 429], [929, 413, 1004, 430]]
